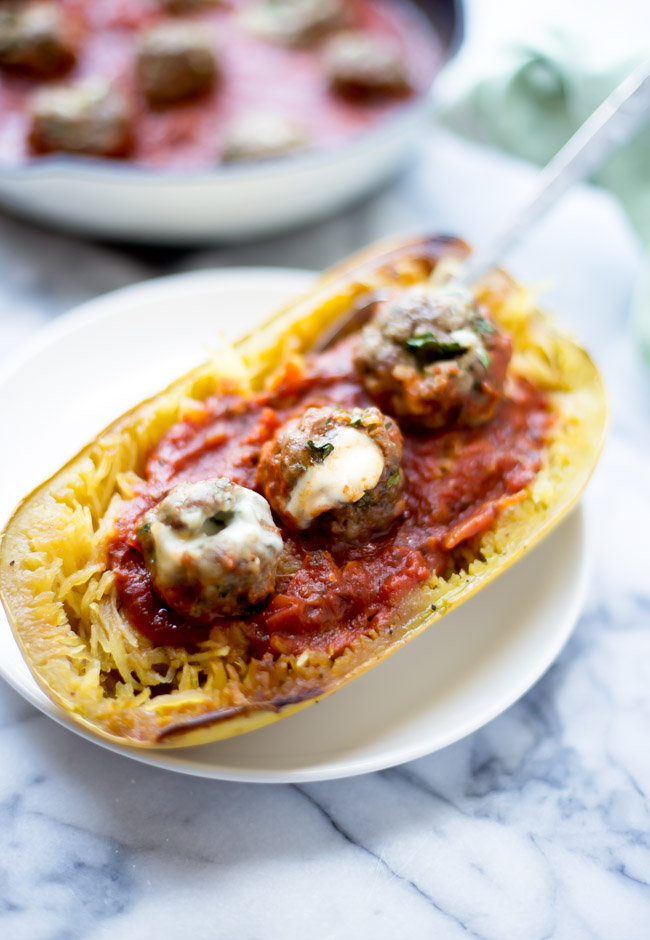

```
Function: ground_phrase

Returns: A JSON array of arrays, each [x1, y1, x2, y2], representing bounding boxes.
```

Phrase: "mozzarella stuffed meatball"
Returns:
[[28, 80, 132, 157], [354, 284, 512, 430], [257, 406, 405, 541], [137, 21, 218, 106], [137, 478, 283, 620], [323, 30, 411, 99], [241, 0, 348, 47], [0, 2, 78, 76]]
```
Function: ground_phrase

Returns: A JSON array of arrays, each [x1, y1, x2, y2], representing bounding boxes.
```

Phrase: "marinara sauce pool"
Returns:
[[108, 334, 554, 657]]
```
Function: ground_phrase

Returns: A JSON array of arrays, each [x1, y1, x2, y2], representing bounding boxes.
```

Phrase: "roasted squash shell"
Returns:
[[0, 235, 607, 748]]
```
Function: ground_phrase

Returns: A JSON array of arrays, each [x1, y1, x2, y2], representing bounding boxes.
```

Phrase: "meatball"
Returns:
[[28, 81, 132, 157], [157, 0, 221, 11], [137, 478, 283, 621], [354, 284, 512, 430], [323, 30, 411, 99], [222, 111, 308, 163], [0, 2, 78, 76], [137, 21, 218, 106], [241, 0, 348, 47], [257, 406, 405, 541]]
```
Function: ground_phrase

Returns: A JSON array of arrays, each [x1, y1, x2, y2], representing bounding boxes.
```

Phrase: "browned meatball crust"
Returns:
[[257, 405, 405, 541], [354, 284, 512, 430], [28, 81, 132, 157], [0, 2, 78, 77], [323, 30, 411, 99], [137, 21, 218, 107]]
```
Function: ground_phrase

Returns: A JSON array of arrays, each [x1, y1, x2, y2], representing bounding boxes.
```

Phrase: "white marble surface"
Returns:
[[1, 123, 650, 938]]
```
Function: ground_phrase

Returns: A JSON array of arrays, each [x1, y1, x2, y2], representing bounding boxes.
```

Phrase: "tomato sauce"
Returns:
[[0, 0, 441, 168], [108, 335, 554, 657]]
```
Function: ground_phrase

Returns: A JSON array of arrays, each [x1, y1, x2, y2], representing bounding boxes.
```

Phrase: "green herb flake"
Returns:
[[355, 494, 371, 508], [306, 440, 334, 462], [385, 469, 401, 490], [405, 333, 466, 358], [475, 317, 495, 335], [478, 348, 491, 370], [350, 408, 371, 428]]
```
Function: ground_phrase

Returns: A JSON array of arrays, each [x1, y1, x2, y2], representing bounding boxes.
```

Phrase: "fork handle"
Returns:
[[462, 59, 650, 284]]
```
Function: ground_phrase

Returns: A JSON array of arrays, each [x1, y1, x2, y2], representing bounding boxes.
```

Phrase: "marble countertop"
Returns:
[[0, 124, 649, 939]]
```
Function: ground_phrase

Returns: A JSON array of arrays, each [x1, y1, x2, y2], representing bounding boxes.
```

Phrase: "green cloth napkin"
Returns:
[[441, 30, 650, 357]]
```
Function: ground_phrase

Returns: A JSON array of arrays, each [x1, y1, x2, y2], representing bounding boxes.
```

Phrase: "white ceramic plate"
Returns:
[[0, 268, 588, 782]]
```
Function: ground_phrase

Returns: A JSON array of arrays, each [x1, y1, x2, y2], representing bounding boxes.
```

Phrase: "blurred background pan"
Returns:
[[0, 0, 463, 244]]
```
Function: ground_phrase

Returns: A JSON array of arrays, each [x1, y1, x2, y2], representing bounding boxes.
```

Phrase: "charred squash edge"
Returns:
[[0, 234, 608, 749]]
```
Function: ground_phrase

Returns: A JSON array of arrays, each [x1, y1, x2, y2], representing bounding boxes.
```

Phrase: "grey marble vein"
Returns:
[[293, 783, 480, 938]]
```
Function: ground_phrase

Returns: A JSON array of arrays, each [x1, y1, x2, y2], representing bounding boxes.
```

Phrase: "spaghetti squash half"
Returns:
[[0, 235, 607, 748]]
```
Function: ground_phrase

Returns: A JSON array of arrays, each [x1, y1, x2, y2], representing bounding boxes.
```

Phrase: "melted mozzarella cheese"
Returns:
[[150, 484, 282, 587], [286, 426, 384, 529], [449, 327, 479, 349]]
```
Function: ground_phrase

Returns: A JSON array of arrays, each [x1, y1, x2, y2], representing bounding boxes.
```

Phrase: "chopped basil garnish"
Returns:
[[478, 348, 491, 370], [355, 494, 371, 508], [306, 440, 334, 462], [350, 408, 372, 428], [475, 317, 495, 335], [405, 333, 467, 358], [386, 469, 401, 490]]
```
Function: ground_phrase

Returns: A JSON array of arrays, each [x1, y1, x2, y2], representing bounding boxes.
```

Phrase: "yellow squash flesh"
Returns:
[[0, 235, 607, 748]]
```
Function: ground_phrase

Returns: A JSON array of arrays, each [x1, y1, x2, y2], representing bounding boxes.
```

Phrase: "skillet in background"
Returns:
[[0, 0, 463, 243]]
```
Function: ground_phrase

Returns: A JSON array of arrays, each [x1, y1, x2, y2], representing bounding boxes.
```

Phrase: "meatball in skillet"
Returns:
[[28, 80, 132, 157], [137, 21, 218, 106], [157, 0, 221, 12], [0, 2, 78, 76], [222, 111, 308, 163], [241, 0, 348, 47], [323, 30, 411, 99], [354, 284, 512, 430], [257, 405, 405, 541]]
